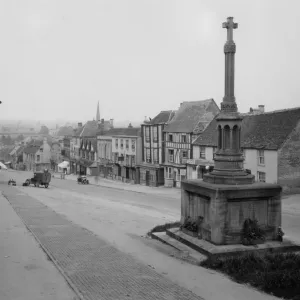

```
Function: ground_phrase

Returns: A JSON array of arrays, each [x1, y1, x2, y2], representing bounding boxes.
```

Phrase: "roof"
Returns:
[[164, 99, 220, 133], [100, 127, 141, 137], [193, 107, 300, 150], [73, 121, 99, 137], [23, 145, 40, 154], [57, 126, 74, 136], [149, 110, 176, 125]]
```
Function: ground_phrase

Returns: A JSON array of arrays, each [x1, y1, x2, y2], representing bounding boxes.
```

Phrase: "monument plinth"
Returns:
[[179, 17, 284, 248]]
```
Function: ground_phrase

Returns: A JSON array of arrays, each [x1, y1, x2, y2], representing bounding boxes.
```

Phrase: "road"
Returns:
[[1, 169, 299, 300]]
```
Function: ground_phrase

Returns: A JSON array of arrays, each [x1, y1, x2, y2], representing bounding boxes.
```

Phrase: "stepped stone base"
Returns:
[[166, 228, 300, 258]]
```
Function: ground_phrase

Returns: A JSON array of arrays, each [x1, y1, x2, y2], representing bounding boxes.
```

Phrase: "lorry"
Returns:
[[30, 169, 51, 188]]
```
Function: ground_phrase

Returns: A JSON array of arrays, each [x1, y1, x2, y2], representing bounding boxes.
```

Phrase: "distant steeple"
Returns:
[[96, 101, 100, 122]]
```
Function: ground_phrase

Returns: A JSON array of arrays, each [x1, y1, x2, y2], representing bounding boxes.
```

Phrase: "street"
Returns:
[[1, 170, 299, 300]]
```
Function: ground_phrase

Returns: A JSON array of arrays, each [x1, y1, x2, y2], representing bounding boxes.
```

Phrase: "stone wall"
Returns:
[[278, 121, 300, 187]]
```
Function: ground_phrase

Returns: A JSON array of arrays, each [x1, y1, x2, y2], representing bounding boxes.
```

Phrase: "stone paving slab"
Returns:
[[2, 187, 203, 300]]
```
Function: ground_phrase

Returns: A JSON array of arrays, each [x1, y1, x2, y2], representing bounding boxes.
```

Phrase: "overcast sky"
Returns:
[[1, 0, 299, 123]]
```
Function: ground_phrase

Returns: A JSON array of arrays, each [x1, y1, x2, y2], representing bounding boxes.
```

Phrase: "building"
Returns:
[[9, 144, 25, 169], [139, 110, 175, 187], [97, 131, 113, 179], [163, 99, 220, 188], [110, 125, 142, 184], [50, 141, 62, 172], [192, 107, 300, 187], [23, 138, 51, 171]]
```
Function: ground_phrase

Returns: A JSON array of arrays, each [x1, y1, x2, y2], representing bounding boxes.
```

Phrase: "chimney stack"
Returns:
[[258, 105, 265, 113], [78, 122, 82, 128], [109, 119, 114, 128]]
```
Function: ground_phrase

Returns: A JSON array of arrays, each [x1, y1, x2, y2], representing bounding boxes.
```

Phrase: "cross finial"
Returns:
[[222, 17, 238, 41]]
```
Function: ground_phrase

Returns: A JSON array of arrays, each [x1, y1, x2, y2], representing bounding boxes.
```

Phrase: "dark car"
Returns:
[[77, 175, 89, 184], [8, 179, 16, 186]]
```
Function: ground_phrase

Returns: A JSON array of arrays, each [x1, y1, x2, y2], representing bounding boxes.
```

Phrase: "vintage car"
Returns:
[[8, 179, 16, 186], [30, 170, 51, 188], [77, 175, 89, 184]]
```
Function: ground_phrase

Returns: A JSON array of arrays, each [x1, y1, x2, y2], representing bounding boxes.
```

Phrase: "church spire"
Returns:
[[96, 101, 100, 122]]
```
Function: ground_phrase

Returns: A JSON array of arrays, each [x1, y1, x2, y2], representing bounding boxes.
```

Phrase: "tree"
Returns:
[[39, 125, 49, 135]]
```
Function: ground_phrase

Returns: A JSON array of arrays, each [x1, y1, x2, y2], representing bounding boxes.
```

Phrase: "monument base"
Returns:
[[166, 227, 300, 258], [181, 179, 282, 245]]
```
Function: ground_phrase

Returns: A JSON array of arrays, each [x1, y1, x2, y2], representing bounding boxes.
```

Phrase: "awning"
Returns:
[[58, 161, 70, 168], [0, 162, 8, 170]]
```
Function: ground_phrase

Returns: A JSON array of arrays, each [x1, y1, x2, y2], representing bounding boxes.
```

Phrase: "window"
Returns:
[[91, 152, 95, 161], [126, 139, 129, 150], [169, 134, 173, 142], [131, 155, 135, 165], [115, 139, 118, 148], [200, 146, 206, 159], [36, 155, 40, 162], [168, 149, 174, 162], [39, 148, 43, 152], [213, 147, 217, 158], [258, 150, 265, 165], [181, 135, 186, 143], [257, 171, 266, 182], [146, 149, 151, 163], [153, 149, 158, 164], [131, 139, 135, 151], [145, 127, 150, 142], [182, 150, 188, 158], [165, 167, 172, 179], [120, 139, 124, 149], [125, 155, 129, 165], [153, 127, 158, 142]]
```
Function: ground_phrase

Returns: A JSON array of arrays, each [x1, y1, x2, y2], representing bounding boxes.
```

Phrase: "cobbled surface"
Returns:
[[2, 187, 203, 300]]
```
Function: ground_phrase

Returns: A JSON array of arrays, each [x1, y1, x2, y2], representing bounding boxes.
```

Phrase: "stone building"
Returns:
[[163, 99, 220, 188], [97, 131, 113, 178], [191, 107, 300, 187], [139, 110, 175, 187], [23, 138, 51, 171], [110, 125, 142, 184]]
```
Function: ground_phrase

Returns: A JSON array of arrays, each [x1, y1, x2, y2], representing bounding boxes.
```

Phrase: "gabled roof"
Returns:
[[193, 107, 300, 150], [164, 99, 220, 133], [100, 127, 141, 137], [80, 121, 99, 137], [149, 110, 176, 125]]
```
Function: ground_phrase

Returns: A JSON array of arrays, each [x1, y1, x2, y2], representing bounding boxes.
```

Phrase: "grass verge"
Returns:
[[200, 252, 300, 300], [147, 221, 181, 237]]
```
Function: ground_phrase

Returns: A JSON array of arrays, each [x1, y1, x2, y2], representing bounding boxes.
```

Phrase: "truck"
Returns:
[[30, 170, 51, 188]]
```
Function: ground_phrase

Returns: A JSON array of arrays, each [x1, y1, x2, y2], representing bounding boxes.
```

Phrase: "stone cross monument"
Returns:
[[180, 17, 282, 246], [204, 17, 254, 185]]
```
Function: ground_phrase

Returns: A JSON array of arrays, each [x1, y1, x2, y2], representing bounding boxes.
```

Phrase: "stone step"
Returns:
[[151, 231, 207, 263]]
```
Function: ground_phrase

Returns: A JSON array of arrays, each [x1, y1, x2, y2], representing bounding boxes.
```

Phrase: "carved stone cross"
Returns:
[[222, 17, 238, 41]]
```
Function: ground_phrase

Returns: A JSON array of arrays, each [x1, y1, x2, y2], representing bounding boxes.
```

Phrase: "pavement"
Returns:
[[0, 192, 77, 300]]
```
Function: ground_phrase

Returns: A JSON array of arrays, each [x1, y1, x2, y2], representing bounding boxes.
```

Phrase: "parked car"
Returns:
[[30, 169, 51, 188], [8, 179, 16, 186], [77, 175, 89, 184]]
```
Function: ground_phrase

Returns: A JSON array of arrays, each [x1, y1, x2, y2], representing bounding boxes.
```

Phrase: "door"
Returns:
[[145, 171, 150, 186], [173, 171, 177, 187]]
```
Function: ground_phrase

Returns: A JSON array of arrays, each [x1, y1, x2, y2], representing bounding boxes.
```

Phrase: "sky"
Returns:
[[0, 0, 300, 124]]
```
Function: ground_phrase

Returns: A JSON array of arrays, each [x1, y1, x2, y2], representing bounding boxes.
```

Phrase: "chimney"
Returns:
[[78, 122, 82, 128], [128, 123, 133, 128], [249, 107, 253, 113], [258, 105, 265, 113], [110, 119, 114, 128], [101, 118, 104, 124]]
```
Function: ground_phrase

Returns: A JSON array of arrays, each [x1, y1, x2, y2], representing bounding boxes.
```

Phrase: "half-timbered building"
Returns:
[[139, 111, 175, 186], [163, 99, 220, 188]]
